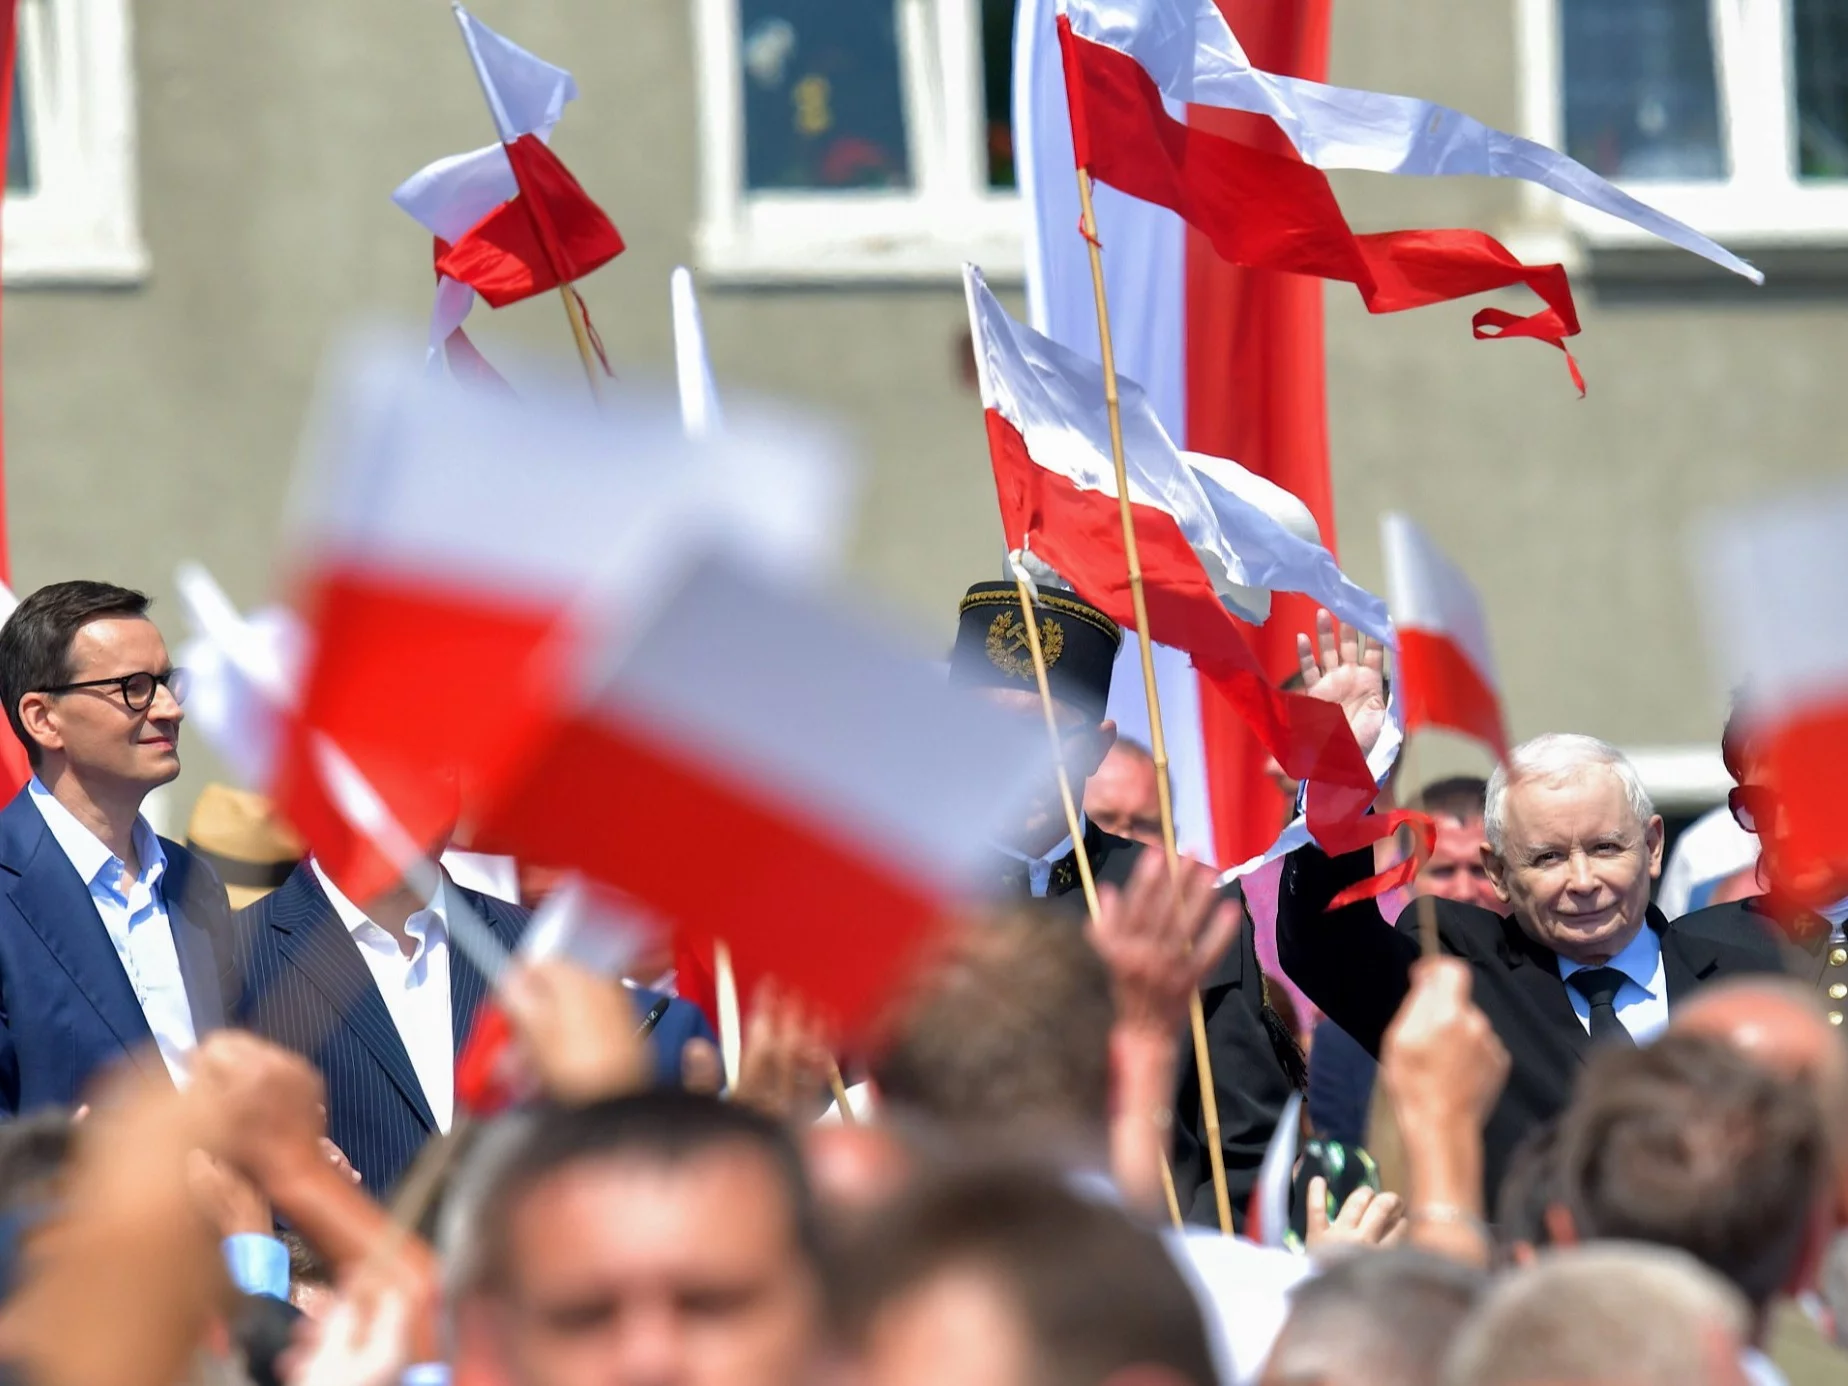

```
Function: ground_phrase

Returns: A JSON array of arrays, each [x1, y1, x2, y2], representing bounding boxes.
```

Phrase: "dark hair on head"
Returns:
[[467, 1090, 820, 1295], [1720, 695, 1759, 785], [1494, 1118, 1562, 1260], [1414, 775, 1489, 823], [1556, 1033, 1828, 1311], [0, 581, 152, 767], [834, 1164, 1216, 1386]]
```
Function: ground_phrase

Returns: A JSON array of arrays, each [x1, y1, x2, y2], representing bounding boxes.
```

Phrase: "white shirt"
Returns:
[[310, 859, 456, 1132], [28, 777, 198, 1083], [996, 815, 1084, 898], [1819, 895, 1848, 945], [1557, 923, 1669, 1043]]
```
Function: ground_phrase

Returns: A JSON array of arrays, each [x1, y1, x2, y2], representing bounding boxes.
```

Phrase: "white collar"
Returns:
[[1557, 916, 1664, 993], [28, 775, 164, 887], [1818, 895, 1848, 929], [996, 815, 1085, 869], [309, 857, 449, 944]]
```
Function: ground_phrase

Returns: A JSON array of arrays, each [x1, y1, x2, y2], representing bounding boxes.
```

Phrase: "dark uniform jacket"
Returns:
[[1676, 894, 1848, 1025], [1277, 842, 1789, 1205], [1002, 823, 1298, 1231]]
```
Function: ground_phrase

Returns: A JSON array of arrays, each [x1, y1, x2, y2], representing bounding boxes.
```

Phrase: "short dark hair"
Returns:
[[1494, 1118, 1562, 1259], [1556, 1033, 1828, 1311], [0, 581, 152, 766], [872, 908, 1114, 1138], [1414, 775, 1489, 822], [469, 1091, 820, 1295], [834, 1165, 1216, 1386]]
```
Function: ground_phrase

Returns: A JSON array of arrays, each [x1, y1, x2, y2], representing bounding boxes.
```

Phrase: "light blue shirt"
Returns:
[[1557, 923, 1669, 1043], [27, 777, 197, 1082], [996, 815, 1085, 898], [1820, 895, 1848, 945]]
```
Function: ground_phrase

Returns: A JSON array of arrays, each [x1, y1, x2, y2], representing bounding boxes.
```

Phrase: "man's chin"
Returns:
[[1539, 911, 1643, 963]]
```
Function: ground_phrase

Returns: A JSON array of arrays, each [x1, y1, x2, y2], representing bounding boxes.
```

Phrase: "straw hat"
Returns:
[[185, 784, 306, 910]]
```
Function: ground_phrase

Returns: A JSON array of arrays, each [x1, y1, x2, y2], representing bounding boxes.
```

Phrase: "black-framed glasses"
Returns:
[[38, 668, 190, 713], [1728, 784, 1770, 835]]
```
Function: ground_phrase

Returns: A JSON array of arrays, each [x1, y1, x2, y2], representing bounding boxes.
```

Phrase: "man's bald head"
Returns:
[[1672, 977, 1848, 1209]]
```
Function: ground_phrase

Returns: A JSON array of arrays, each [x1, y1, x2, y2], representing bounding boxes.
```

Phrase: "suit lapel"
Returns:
[[160, 846, 225, 1036], [266, 869, 436, 1133], [1659, 913, 1719, 1005], [0, 798, 157, 1067], [447, 886, 522, 1055], [1497, 916, 1593, 1063]]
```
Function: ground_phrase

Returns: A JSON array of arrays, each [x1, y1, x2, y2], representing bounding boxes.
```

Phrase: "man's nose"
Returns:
[[1567, 850, 1597, 891], [148, 681, 184, 723], [612, 1307, 685, 1386]]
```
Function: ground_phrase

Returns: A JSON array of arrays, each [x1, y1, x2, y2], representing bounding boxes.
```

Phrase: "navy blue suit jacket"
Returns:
[[0, 785, 231, 1114], [227, 863, 713, 1195]]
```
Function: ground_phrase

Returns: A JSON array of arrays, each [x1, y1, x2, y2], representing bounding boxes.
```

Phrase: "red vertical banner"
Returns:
[[0, 0, 16, 583], [1186, 0, 1335, 868]]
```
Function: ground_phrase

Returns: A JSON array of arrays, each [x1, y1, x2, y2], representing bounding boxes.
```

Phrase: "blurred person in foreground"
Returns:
[[0, 581, 235, 1112], [835, 1165, 1216, 1386], [1549, 1032, 1833, 1384], [1443, 1244, 1755, 1386], [873, 866, 1408, 1384], [452, 1091, 824, 1386], [948, 580, 1297, 1230], [1678, 703, 1848, 1016], [1279, 632, 1788, 1201], [1257, 1249, 1484, 1386], [226, 843, 712, 1194]]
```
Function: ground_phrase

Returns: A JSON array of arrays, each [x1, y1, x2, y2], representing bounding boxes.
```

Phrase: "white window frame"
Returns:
[[1517, 0, 1848, 249], [4, 0, 147, 285], [693, 0, 1024, 284]]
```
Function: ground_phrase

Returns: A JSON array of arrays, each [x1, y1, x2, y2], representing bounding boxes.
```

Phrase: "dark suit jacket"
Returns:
[[228, 863, 713, 1195], [1022, 825, 1297, 1232], [1277, 843, 1790, 1205], [1676, 894, 1846, 1014], [0, 786, 230, 1114]]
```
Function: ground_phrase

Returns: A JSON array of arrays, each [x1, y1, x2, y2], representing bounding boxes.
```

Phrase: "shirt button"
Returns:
[[1832, 984, 1848, 1000], [1832, 948, 1848, 967]]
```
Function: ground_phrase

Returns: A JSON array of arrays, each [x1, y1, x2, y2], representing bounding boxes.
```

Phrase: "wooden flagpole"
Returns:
[[1013, 566, 1183, 1230], [559, 286, 605, 399], [1074, 166, 1234, 1236]]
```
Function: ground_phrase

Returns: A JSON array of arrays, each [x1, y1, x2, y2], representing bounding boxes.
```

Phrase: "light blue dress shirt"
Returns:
[[1557, 923, 1669, 1043], [28, 776, 198, 1081], [996, 815, 1085, 898]]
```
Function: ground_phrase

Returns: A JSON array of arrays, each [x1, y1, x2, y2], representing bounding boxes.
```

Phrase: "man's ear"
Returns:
[[15, 692, 59, 762], [1481, 843, 1513, 905], [1645, 813, 1666, 880]]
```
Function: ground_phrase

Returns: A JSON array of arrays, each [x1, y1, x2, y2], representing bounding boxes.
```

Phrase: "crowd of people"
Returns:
[[0, 571, 1840, 1386]]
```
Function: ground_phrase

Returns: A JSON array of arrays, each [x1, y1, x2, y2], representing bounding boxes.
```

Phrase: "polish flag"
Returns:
[[1058, 0, 1759, 284], [1055, 8, 1585, 380], [1696, 486, 1848, 909], [470, 558, 1048, 1040], [1380, 514, 1508, 760], [966, 264, 1415, 860], [275, 348, 849, 904], [393, 6, 623, 369], [1016, 0, 1340, 871], [0, 581, 28, 796]]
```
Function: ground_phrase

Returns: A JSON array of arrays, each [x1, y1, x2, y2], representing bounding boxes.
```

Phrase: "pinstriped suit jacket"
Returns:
[[225, 862, 528, 1196]]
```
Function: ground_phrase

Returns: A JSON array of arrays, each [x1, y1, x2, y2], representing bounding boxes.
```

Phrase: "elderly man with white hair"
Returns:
[[1275, 621, 1789, 1204]]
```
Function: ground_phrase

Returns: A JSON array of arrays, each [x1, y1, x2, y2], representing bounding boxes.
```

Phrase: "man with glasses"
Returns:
[[0, 580, 232, 1111]]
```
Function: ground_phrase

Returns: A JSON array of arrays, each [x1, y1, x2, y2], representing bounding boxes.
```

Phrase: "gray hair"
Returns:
[[1484, 733, 1655, 855], [1443, 1244, 1749, 1386], [1265, 1249, 1486, 1386]]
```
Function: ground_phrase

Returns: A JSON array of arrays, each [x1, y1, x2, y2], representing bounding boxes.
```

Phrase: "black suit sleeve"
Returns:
[[1275, 844, 1419, 1058], [1169, 905, 1295, 1231]]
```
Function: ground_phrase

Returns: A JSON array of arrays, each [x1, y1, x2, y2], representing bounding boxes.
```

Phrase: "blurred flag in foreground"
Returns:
[[1380, 514, 1507, 760], [1696, 487, 1848, 909], [0, 581, 26, 797]]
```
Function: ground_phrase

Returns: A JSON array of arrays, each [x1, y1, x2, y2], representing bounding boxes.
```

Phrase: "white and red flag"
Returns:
[[1696, 486, 1848, 910], [393, 5, 623, 374], [0, 581, 27, 797], [966, 264, 1423, 885], [1056, 0, 1758, 283], [1380, 514, 1508, 760]]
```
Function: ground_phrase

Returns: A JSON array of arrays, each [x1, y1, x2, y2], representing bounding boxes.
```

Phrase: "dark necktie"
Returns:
[[1566, 966, 1635, 1047]]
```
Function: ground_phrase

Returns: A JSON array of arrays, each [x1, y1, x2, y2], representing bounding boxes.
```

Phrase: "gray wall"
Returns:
[[6, 0, 1842, 820]]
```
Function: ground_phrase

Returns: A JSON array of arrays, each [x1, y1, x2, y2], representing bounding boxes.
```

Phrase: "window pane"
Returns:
[[1794, 0, 1848, 178], [984, 0, 1017, 189], [740, 1, 912, 191], [4, 46, 28, 193], [1561, 0, 1727, 180]]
